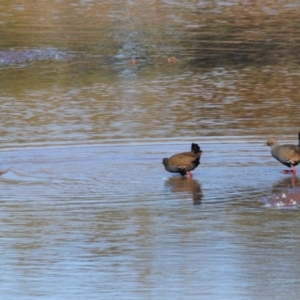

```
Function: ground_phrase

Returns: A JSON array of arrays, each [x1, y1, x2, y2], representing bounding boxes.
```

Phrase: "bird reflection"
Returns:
[[0, 169, 8, 176], [164, 177, 203, 205], [272, 174, 300, 190], [265, 175, 300, 207]]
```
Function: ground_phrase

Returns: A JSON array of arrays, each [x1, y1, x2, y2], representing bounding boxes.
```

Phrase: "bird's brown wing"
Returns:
[[287, 147, 300, 162], [168, 153, 199, 167], [279, 145, 300, 163]]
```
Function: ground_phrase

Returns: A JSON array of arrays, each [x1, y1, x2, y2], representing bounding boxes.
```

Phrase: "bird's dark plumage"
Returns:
[[162, 143, 202, 176]]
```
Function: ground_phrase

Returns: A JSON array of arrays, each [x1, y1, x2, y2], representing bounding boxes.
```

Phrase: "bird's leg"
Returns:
[[291, 174, 296, 188], [187, 171, 193, 178], [281, 166, 297, 174]]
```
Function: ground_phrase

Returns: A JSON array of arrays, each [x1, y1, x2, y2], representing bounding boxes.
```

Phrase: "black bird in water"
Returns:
[[162, 143, 202, 177]]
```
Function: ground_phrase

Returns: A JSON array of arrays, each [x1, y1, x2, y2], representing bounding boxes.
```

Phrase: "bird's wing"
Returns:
[[168, 153, 198, 167], [279, 145, 300, 163]]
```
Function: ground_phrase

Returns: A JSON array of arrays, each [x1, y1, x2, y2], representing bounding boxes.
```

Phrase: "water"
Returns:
[[1, 0, 300, 299]]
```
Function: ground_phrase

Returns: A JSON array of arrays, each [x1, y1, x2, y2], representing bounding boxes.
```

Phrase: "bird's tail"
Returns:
[[191, 143, 202, 154]]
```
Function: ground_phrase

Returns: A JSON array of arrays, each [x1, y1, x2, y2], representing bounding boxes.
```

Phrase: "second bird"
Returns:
[[265, 133, 300, 174]]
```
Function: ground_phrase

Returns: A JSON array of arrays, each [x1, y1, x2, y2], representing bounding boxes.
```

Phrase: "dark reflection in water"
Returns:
[[0, 1, 300, 146], [165, 177, 203, 205], [272, 175, 300, 190], [263, 176, 300, 207]]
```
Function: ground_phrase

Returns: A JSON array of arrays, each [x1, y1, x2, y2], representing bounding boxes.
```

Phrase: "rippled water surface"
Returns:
[[1, 0, 300, 299]]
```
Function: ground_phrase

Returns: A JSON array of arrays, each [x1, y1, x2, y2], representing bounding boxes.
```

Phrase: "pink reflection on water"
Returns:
[[265, 176, 300, 208]]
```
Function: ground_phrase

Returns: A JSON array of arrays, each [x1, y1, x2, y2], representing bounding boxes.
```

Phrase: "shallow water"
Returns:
[[1, 140, 300, 299], [1, 0, 300, 299]]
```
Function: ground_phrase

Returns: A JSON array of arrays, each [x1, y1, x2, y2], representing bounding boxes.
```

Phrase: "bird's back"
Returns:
[[272, 144, 300, 166]]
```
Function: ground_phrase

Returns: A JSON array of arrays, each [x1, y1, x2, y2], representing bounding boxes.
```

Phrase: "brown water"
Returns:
[[1, 1, 300, 299]]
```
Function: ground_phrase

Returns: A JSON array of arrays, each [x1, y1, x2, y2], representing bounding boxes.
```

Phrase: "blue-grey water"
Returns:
[[1, 1, 300, 299]]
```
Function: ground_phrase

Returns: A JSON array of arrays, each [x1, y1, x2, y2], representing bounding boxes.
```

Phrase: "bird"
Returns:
[[162, 143, 202, 177], [265, 133, 300, 174]]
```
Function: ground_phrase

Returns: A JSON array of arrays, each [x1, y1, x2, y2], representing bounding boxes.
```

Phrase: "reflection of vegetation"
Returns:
[[182, 4, 300, 66], [1, 1, 299, 68], [1, 1, 300, 143]]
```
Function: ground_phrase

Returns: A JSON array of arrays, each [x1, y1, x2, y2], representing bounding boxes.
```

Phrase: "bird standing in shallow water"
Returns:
[[265, 133, 300, 174], [162, 143, 202, 177]]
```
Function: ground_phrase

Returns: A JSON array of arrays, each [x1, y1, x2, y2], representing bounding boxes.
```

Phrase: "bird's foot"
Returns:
[[281, 169, 296, 175], [186, 171, 193, 178]]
